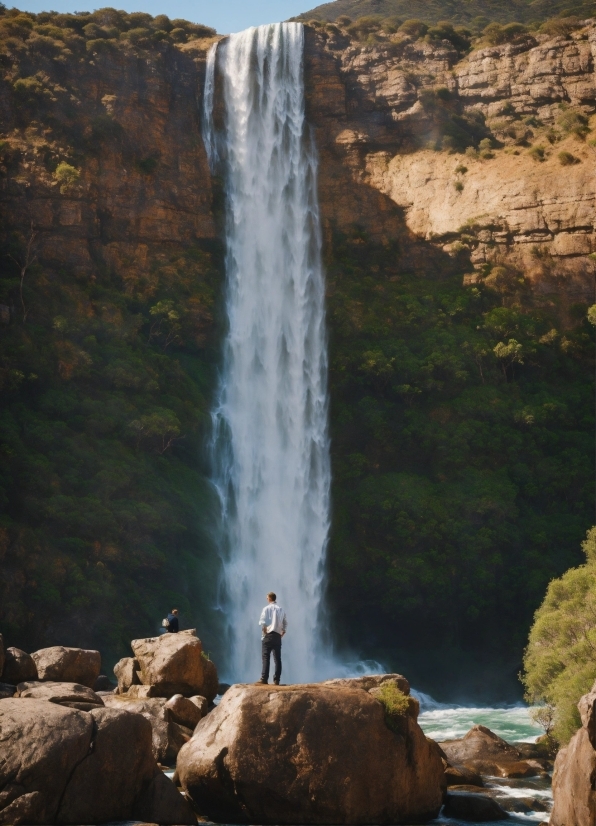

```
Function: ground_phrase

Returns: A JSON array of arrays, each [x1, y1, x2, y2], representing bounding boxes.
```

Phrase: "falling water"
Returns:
[[204, 23, 332, 684]]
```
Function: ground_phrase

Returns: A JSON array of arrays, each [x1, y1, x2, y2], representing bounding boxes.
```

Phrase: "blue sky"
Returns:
[[16, 0, 318, 33]]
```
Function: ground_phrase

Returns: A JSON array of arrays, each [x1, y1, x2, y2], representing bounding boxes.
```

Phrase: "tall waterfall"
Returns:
[[205, 23, 333, 684]]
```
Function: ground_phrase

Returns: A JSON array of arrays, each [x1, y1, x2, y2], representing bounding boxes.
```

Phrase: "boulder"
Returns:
[[17, 680, 104, 711], [114, 656, 141, 693], [188, 694, 208, 718], [444, 763, 484, 787], [2, 647, 37, 684], [440, 725, 540, 777], [0, 698, 196, 824], [217, 682, 231, 695], [131, 631, 218, 700], [551, 679, 596, 826], [31, 646, 101, 688], [177, 682, 444, 824], [443, 791, 509, 821], [0, 682, 16, 699], [165, 694, 203, 729], [103, 694, 193, 764], [93, 674, 114, 692]]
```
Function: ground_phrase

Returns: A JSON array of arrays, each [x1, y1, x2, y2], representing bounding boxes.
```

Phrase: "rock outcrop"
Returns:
[[0, 697, 196, 824], [305, 23, 596, 302], [551, 679, 596, 826], [129, 630, 218, 701], [177, 681, 444, 824], [114, 656, 141, 693], [2, 648, 38, 684], [31, 646, 101, 688]]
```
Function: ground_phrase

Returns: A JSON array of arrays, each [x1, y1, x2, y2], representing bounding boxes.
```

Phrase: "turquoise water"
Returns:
[[414, 693, 544, 743]]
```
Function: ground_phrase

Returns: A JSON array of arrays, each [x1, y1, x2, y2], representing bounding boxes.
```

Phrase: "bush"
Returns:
[[558, 150, 579, 166], [399, 19, 428, 38], [377, 682, 410, 731], [539, 16, 582, 38], [482, 22, 528, 45], [454, 180, 464, 192], [557, 108, 590, 140], [426, 21, 470, 52], [54, 161, 79, 191], [529, 145, 545, 161], [523, 527, 596, 744], [13, 76, 44, 99]]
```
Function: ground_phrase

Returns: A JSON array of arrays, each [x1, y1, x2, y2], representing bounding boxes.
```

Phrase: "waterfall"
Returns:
[[205, 23, 333, 684]]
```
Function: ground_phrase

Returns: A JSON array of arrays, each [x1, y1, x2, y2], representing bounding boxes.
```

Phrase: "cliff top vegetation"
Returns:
[[297, 0, 596, 28]]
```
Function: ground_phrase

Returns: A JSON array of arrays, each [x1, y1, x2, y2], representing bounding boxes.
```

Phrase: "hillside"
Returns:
[[297, 0, 596, 26]]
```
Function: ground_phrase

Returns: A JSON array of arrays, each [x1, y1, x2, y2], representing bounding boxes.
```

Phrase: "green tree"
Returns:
[[522, 527, 596, 743]]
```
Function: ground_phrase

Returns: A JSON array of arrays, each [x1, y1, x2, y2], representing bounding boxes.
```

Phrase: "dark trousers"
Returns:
[[261, 632, 282, 683]]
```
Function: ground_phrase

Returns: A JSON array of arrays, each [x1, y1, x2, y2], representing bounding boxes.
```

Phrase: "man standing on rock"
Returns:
[[258, 592, 287, 685]]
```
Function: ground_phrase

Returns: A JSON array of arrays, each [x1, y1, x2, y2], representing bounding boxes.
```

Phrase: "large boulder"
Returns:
[[31, 646, 101, 688], [131, 630, 218, 700], [2, 648, 37, 684], [114, 656, 141, 693], [103, 694, 193, 764], [440, 725, 542, 777], [0, 698, 196, 824], [17, 681, 104, 711], [551, 679, 596, 826], [177, 682, 444, 824]]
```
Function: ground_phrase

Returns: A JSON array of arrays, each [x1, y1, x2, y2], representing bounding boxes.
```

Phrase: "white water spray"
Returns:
[[205, 23, 333, 684]]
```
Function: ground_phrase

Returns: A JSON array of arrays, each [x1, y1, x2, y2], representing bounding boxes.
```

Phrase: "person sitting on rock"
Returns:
[[258, 592, 287, 685], [167, 608, 179, 633]]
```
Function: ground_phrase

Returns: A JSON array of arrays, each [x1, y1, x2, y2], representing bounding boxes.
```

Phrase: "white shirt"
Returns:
[[259, 602, 287, 635]]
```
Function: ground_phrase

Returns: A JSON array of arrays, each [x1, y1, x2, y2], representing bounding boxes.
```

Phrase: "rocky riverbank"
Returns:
[[2, 626, 594, 826]]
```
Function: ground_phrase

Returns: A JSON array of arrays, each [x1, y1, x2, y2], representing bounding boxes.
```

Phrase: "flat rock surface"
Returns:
[[17, 680, 104, 709]]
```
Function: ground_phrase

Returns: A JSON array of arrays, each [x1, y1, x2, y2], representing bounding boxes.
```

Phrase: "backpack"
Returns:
[[161, 617, 170, 628]]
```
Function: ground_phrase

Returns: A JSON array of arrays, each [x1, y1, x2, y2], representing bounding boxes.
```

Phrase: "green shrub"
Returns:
[[13, 76, 44, 100], [137, 157, 158, 174], [377, 682, 410, 731], [399, 19, 428, 38], [523, 527, 596, 744], [54, 161, 79, 191], [529, 145, 545, 161], [539, 17, 582, 38], [454, 180, 464, 192], [557, 109, 590, 140], [482, 22, 528, 45], [558, 151, 579, 166]]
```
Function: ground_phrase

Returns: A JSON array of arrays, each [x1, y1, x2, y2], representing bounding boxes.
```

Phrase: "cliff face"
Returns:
[[305, 24, 596, 303]]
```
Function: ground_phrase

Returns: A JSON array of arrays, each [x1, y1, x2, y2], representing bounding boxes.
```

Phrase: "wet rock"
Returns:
[[131, 630, 218, 700], [444, 763, 484, 787], [440, 725, 540, 777], [102, 694, 192, 763], [114, 656, 141, 693], [217, 682, 231, 695], [443, 791, 510, 821], [17, 680, 105, 710], [31, 646, 101, 688], [177, 681, 444, 824], [1, 647, 37, 684], [0, 698, 196, 824], [0, 682, 16, 699], [165, 694, 203, 728]]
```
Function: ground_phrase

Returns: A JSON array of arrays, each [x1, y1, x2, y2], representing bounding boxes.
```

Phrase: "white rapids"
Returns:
[[205, 23, 333, 685]]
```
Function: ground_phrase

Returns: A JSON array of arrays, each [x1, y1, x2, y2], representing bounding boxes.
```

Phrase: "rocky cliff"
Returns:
[[305, 22, 596, 303]]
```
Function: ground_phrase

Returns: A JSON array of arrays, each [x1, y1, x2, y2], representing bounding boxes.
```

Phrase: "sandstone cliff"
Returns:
[[305, 22, 596, 302]]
